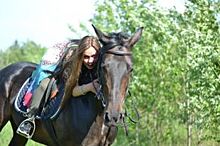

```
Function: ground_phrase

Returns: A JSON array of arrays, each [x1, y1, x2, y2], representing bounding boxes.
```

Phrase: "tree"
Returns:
[[180, 0, 220, 143], [0, 40, 46, 68], [93, 0, 186, 145], [91, 0, 220, 145]]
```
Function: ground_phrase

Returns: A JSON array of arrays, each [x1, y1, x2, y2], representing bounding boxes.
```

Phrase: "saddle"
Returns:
[[14, 77, 64, 119], [15, 76, 64, 138]]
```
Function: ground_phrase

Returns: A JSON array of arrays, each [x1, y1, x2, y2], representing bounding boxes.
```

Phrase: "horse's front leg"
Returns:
[[101, 126, 118, 146], [0, 94, 11, 131], [9, 133, 28, 146], [7, 119, 27, 146]]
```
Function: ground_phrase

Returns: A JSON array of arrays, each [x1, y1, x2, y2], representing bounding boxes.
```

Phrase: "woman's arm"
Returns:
[[72, 79, 99, 97]]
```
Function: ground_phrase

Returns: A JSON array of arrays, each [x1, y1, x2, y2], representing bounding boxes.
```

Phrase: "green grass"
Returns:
[[0, 123, 43, 146], [2, 122, 220, 146]]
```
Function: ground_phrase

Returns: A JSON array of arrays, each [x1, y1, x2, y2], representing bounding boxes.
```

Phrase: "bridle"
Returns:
[[95, 43, 140, 136], [95, 43, 132, 108]]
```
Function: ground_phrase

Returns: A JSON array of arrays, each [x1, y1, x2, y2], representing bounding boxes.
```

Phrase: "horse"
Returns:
[[0, 25, 143, 146]]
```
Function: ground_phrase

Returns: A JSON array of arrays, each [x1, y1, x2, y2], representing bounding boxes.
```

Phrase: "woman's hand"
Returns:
[[72, 79, 100, 97], [90, 79, 100, 94]]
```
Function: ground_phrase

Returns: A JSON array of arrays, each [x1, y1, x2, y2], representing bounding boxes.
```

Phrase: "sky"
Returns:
[[0, 0, 95, 50], [0, 0, 185, 51]]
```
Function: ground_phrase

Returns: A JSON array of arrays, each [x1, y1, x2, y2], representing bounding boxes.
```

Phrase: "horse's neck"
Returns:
[[82, 112, 117, 146], [81, 112, 107, 146], [62, 95, 103, 129]]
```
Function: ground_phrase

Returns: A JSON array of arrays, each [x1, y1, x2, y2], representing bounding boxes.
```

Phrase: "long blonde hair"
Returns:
[[60, 36, 101, 108]]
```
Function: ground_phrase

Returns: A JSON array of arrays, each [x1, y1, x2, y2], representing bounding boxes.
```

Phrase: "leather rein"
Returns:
[[95, 44, 140, 136]]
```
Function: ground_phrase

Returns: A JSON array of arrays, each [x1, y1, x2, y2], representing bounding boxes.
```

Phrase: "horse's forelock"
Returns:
[[107, 32, 130, 47]]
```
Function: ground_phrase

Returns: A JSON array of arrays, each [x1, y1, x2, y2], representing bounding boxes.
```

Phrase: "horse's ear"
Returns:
[[92, 24, 110, 44], [127, 27, 144, 48]]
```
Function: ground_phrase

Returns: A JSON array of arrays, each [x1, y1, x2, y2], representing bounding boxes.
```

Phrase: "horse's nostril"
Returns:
[[119, 113, 123, 120], [104, 112, 110, 123]]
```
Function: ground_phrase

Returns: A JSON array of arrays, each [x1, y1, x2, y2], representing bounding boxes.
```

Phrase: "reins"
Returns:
[[125, 90, 140, 124], [115, 90, 140, 136], [96, 43, 140, 136]]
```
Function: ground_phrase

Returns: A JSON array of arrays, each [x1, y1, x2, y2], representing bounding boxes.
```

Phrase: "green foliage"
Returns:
[[92, 0, 220, 145], [0, 40, 46, 68], [182, 0, 220, 142]]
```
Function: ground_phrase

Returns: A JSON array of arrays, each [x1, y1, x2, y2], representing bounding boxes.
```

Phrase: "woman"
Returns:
[[17, 36, 101, 138], [67, 35, 100, 97]]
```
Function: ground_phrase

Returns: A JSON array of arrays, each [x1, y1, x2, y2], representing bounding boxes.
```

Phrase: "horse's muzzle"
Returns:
[[104, 111, 123, 126]]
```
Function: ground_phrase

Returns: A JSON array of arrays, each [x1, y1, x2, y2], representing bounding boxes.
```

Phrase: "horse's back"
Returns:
[[0, 61, 36, 98], [0, 61, 36, 77], [0, 62, 36, 130]]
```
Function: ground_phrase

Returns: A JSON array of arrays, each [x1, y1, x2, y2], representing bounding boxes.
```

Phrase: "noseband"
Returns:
[[106, 50, 132, 56]]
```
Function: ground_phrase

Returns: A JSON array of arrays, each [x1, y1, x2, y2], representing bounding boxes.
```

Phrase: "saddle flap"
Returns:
[[14, 77, 64, 120]]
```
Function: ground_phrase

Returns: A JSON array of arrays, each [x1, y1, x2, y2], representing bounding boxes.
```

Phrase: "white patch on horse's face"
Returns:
[[83, 47, 98, 69], [101, 124, 105, 135]]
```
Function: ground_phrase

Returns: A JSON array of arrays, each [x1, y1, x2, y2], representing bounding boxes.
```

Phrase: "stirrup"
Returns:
[[16, 117, 36, 139]]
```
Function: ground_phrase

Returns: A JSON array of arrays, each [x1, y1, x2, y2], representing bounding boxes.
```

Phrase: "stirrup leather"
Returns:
[[16, 117, 36, 139]]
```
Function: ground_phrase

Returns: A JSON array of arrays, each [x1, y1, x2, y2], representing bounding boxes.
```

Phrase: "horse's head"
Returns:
[[92, 25, 143, 126]]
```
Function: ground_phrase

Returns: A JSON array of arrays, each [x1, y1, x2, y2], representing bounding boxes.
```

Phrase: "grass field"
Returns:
[[0, 123, 43, 146], [2, 122, 220, 146]]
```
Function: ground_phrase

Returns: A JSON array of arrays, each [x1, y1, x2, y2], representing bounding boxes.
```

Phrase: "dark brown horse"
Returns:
[[0, 26, 143, 146]]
